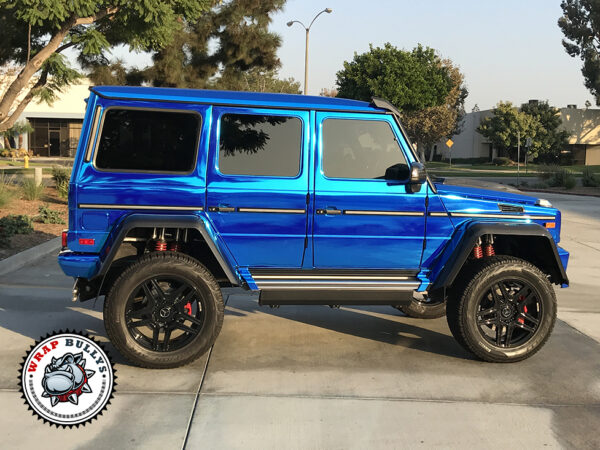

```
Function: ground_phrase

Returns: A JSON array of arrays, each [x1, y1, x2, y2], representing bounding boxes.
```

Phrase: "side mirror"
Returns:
[[409, 162, 427, 185], [384, 162, 427, 185]]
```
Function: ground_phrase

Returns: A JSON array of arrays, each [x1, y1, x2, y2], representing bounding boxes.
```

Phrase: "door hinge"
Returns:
[[304, 236, 308, 249], [306, 193, 310, 205]]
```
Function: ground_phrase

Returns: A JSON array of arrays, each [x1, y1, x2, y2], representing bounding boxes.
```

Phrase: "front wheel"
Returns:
[[446, 256, 556, 363], [104, 252, 224, 369]]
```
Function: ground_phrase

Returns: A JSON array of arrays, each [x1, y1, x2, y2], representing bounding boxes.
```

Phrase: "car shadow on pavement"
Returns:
[[226, 297, 474, 361]]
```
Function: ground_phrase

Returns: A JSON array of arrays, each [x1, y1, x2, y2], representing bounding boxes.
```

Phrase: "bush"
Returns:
[[0, 214, 33, 247], [537, 164, 561, 180], [548, 168, 577, 189], [582, 167, 600, 187], [51, 166, 70, 199], [492, 157, 513, 166], [21, 177, 44, 200], [35, 204, 65, 224]]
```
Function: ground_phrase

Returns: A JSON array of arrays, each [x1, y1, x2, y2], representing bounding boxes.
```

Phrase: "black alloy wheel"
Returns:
[[125, 276, 206, 352], [446, 256, 556, 363], [476, 279, 542, 348], [104, 252, 224, 368]]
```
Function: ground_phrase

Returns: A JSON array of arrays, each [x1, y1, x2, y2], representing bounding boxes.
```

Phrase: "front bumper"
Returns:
[[557, 245, 569, 287]]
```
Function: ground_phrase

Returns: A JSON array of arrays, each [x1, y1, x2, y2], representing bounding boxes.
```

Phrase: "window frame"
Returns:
[[91, 106, 202, 175], [215, 110, 305, 180], [320, 116, 409, 182]]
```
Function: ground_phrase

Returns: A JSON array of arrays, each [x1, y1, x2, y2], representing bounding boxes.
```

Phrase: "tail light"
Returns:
[[79, 238, 95, 246], [61, 230, 68, 248]]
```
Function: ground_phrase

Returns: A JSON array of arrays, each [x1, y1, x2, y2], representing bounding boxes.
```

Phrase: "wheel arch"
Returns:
[[429, 222, 569, 292], [98, 213, 239, 285]]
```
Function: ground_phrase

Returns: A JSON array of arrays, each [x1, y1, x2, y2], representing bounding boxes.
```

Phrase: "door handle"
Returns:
[[208, 205, 236, 213], [316, 208, 342, 215]]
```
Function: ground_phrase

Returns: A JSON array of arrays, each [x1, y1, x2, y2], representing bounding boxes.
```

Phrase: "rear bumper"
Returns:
[[58, 250, 100, 279]]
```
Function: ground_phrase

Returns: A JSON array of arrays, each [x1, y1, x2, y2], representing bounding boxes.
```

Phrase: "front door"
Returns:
[[313, 112, 427, 270], [206, 107, 310, 268]]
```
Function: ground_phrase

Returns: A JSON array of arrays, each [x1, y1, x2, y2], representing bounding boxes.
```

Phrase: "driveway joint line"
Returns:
[[180, 294, 229, 450], [197, 392, 600, 408]]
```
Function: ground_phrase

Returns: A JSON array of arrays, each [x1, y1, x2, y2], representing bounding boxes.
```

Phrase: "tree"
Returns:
[[558, 0, 600, 104], [0, 0, 215, 133], [477, 102, 539, 161], [401, 59, 468, 161], [214, 69, 301, 94], [97, 0, 288, 90], [335, 43, 467, 160], [520, 101, 570, 163]]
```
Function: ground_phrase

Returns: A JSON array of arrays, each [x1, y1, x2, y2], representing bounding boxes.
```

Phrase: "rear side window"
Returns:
[[218, 113, 302, 177], [95, 109, 200, 172], [322, 119, 407, 179]]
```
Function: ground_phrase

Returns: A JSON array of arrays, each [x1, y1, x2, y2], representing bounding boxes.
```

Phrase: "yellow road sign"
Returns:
[[446, 138, 454, 148]]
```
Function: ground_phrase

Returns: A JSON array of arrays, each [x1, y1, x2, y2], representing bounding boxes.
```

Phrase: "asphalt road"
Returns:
[[0, 192, 599, 449]]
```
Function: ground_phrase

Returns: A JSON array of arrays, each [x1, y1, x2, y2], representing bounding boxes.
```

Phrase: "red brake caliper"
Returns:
[[184, 302, 192, 315], [518, 295, 526, 324]]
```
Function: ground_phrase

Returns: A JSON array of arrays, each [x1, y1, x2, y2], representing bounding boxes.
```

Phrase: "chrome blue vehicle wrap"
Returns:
[[58, 86, 569, 298]]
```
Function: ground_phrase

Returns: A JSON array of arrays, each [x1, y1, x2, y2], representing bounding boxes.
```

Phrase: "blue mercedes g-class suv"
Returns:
[[58, 86, 569, 368]]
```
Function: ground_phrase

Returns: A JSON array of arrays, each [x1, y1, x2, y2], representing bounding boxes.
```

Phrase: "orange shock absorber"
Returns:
[[484, 234, 495, 257], [169, 242, 180, 252], [473, 243, 483, 259], [484, 244, 495, 257], [155, 239, 167, 251]]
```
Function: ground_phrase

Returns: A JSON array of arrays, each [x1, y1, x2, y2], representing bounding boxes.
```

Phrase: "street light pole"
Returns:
[[287, 8, 333, 95]]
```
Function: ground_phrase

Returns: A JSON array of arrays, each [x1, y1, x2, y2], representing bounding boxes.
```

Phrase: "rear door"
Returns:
[[313, 112, 427, 270], [206, 107, 310, 268]]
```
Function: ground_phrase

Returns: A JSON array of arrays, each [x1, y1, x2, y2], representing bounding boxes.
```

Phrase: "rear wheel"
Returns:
[[104, 252, 224, 368], [446, 256, 556, 363]]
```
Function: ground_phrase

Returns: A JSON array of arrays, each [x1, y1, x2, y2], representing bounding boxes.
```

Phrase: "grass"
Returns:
[[21, 178, 45, 200], [0, 173, 15, 207]]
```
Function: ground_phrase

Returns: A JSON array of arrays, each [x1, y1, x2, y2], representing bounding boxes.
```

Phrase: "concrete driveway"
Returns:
[[0, 193, 599, 449]]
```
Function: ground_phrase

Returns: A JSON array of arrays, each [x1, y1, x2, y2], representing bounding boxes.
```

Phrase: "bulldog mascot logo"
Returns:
[[20, 331, 115, 427]]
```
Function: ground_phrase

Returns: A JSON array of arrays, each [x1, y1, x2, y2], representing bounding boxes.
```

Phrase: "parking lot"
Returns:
[[0, 192, 599, 449]]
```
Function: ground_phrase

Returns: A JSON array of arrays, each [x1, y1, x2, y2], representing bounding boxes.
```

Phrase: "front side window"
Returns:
[[95, 109, 200, 172], [218, 113, 302, 177], [322, 119, 408, 179]]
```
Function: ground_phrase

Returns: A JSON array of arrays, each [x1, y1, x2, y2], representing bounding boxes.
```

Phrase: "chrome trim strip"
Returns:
[[237, 207, 306, 214], [257, 280, 420, 287], [258, 284, 419, 291], [449, 212, 555, 220], [253, 275, 414, 280], [428, 212, 449, 217], [79, 204, 204, 211], [344, 210, 425, 217]]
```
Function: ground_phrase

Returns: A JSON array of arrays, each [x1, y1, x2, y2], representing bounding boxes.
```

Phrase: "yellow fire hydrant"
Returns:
[[24, 154, 29, 169]]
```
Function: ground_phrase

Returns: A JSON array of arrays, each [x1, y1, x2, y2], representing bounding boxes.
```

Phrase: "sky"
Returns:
[[111, 0, 594, 111]]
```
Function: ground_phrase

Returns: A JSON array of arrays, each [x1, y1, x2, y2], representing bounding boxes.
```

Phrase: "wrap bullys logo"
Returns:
[[19, 331, 115, 427]]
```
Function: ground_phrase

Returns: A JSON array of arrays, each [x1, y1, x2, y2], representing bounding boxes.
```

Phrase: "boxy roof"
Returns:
[[90, 86, 385, 113]]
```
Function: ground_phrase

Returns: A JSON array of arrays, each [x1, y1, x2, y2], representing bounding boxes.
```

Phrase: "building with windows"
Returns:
[[9, 80, 90, 157], [435, 101, 600, 165]]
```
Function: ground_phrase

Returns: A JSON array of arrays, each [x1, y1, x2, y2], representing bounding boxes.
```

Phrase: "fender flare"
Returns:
[[97, 213, 239, 285], [429, 222, 569, 291]]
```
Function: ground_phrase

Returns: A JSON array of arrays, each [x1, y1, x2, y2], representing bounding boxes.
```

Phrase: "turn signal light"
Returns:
[[61, 231, 68, 248], [544, 222, 556, 229], [79, 238, 95, 246]]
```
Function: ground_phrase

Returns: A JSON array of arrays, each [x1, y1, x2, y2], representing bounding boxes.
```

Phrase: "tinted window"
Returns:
[[95, 109, 199, 172], [218, 114, 302, 177], [322, 119, 407, 179]]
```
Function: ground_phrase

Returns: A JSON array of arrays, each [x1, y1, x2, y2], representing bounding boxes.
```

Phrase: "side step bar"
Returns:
[[251, 270, 420, 306], [258, 289, 415, 306]]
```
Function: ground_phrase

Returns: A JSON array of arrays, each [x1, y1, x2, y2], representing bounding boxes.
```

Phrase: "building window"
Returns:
[[28, 118, 83, 157], [322, 119, 407, 179], [95, 109, 200, 173], [218, 113, 302, 177]]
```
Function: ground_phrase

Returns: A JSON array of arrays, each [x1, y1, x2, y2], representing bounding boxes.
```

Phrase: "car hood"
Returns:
[[433, 178, 538, 205]]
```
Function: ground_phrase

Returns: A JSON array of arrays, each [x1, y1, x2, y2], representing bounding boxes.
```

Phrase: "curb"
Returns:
[[519, 188, 600, 198], [0, 237, 61, 276]]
